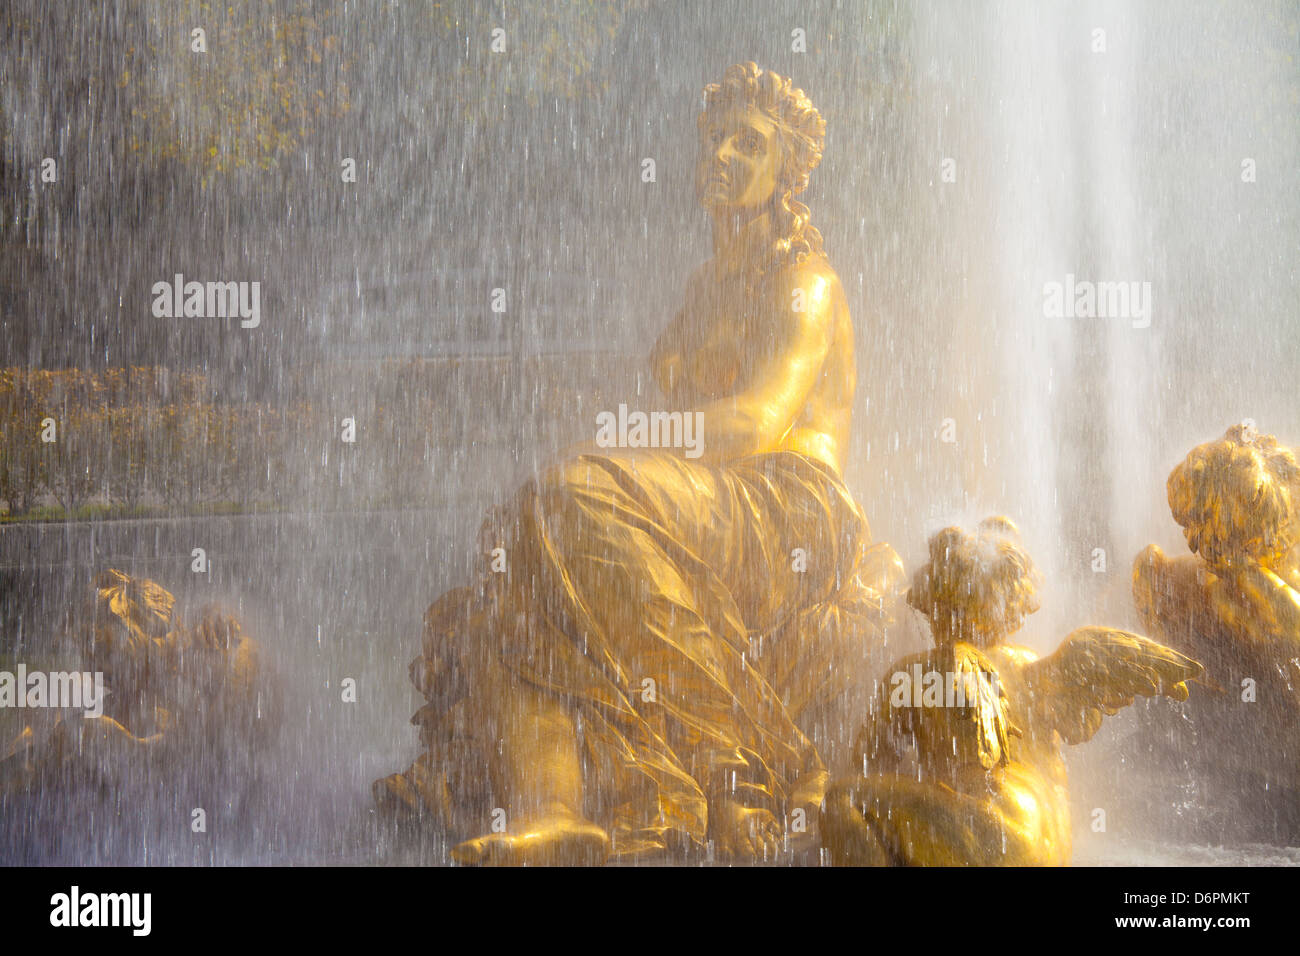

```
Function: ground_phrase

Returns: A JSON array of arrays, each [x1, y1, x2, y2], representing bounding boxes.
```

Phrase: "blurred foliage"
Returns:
[[1, 0, 656, 191], [423, 0, 652, 116], [118, 1, 353, 181], [0, 0, 352, 187], [0, 356, 635, 520], [0, 367, 304, 516]]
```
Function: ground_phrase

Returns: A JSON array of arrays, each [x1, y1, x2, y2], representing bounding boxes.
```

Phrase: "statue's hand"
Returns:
[[1210, 564, 1300, 645], [191, 606, 244, 651], [711, 800, 782, 860]]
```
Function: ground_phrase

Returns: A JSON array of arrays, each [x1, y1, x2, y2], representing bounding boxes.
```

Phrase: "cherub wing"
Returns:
[[951, 643, 1017, 770], [1022, 627, 1203, 746], [857, 646, 1015, 773]]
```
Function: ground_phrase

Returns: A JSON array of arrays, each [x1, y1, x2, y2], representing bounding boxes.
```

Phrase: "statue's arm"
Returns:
[[1211, 564, 1300, 645], [688, 265, 834, 463]]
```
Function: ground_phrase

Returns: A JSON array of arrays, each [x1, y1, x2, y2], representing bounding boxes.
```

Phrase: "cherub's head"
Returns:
[[1167, 423, 1300, 571], [696, 62, 825, 265], [85, 569, 177, 680], [907, 517, 1043, 648]]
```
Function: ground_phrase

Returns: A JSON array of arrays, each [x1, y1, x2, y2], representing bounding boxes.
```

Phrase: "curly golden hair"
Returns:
[[88, 568, 176, 658], [907, 516, 1043, 647], [1167, 423, 1300, 571], [699, 62, 826, 270]]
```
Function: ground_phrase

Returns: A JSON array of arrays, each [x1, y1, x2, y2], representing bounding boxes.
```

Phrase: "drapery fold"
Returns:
[[380, 450, 902, 857]]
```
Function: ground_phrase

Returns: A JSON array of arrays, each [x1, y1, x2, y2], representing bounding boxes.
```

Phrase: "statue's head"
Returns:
[[696, 62, 826, 265], [85, 568, 178, 683], [907, 517, 1042, 648], [1167, 423, 1300, 571]]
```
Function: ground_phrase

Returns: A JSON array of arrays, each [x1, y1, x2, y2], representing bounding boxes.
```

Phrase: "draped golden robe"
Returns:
[[378, 446, 902, 858]]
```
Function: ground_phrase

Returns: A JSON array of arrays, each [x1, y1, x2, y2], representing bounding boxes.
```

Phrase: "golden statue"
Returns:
[[1132, 423, 1300, 809], [2, 569, 276, 796], [821, 518, 1202, 865], [374, 62, 904, 864]]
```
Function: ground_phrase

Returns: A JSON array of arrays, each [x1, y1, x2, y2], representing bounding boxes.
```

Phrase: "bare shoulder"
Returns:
[[780, 252, 843, 293], [768, 253, 845, 325]]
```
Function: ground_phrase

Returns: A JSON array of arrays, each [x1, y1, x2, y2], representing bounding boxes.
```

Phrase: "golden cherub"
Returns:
[[1132, 423, 1300, 820], [2, 569, 276, 798], [821, 517, 1202, 865], [1134, 423, 1300, 700]]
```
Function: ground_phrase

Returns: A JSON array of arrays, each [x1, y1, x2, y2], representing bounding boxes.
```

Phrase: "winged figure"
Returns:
[[822, 517, 1202, 865]]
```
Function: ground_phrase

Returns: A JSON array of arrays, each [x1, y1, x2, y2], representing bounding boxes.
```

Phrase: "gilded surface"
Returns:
[[1133, 424, 1300, 793], [2, 569, 274, 794], [374, 63, 905, 863], [822, 518, 1203, 866]]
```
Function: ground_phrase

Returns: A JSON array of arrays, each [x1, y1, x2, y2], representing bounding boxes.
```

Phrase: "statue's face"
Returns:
[[696, 103, 782, 212]]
